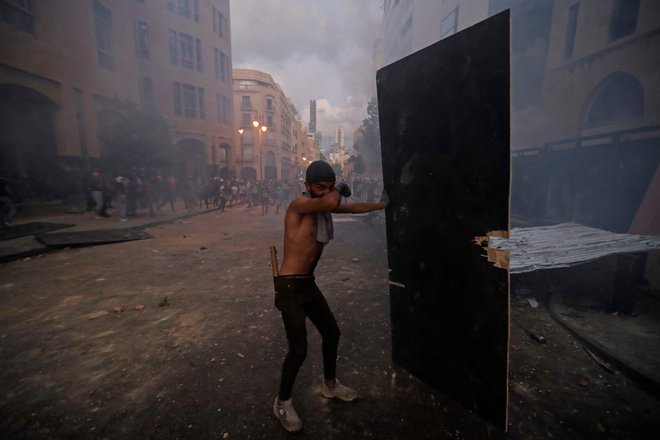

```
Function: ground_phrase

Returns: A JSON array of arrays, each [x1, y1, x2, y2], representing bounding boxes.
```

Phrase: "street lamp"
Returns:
[[237, 128, 245, 180], [300, 156, 307, 179], [255, 122, 267, 180]]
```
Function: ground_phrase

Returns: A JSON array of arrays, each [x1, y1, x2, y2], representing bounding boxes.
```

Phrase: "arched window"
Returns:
[[585, 72, 643, 126], [218, 142, 230, 163], [266, 151, 276, 167]]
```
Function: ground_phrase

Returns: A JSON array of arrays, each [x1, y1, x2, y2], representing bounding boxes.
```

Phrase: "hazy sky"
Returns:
[[230, 0, 383, 150]]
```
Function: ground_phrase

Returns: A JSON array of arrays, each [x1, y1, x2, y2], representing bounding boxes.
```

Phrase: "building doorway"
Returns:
[[264, 151, 277, 180], [0, 84, 59, 199], [177, 139, 206, 178], [241, 167, 256, 181]]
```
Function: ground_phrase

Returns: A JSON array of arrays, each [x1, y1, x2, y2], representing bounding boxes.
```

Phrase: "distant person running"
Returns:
[[272, 160, 385, 433], [274, 183, 288, 215]]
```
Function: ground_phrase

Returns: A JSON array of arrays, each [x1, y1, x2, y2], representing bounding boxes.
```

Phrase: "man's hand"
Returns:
[[335, 182, 351, 198]]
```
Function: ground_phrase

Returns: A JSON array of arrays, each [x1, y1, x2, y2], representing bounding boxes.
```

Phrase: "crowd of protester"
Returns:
[[83, 171, 383, 222], [0, 169, 382, 226]]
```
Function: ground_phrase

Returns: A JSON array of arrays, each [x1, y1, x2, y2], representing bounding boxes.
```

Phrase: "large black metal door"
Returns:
[[377, 11, 510, 429]]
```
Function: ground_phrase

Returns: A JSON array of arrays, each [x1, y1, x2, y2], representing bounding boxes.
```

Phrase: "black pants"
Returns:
[[274, 275, 340, 401]]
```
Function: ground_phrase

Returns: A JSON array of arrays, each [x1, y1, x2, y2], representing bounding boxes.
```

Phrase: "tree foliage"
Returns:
[[97, 101, 176, 174], [353, 97, 382, 176], [350, 154, 366, 174], [331, 162, 343, 178]]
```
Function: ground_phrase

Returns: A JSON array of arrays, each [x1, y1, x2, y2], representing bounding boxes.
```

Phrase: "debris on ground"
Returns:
[[528, 331, 546, 344], [583, 347, 615, 374], [87, 310, 109, 320]]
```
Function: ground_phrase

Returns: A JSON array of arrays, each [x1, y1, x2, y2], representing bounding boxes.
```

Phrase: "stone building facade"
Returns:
[[379, 0, 659, 233], [232, 68, 318, 181], [0, 0, 236, 192]]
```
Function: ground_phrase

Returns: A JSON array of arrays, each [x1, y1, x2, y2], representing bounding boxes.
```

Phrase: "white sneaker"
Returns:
[[273, 397, 302, 433], [320, 377, 358, 401]]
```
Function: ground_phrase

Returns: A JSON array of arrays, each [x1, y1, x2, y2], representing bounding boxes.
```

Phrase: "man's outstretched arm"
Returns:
[[288, 190, 342, 214], [333, 201, 385, 214]]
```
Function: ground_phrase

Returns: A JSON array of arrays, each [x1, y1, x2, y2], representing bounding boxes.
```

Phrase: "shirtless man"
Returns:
[[273, 160, 385, 433]]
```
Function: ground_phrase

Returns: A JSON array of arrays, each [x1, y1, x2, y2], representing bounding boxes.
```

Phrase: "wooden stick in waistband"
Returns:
[[269, 245, 279, 277]]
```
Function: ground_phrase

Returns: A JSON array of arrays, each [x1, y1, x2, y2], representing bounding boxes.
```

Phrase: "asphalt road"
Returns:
[[1, 206, 658, 439]]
